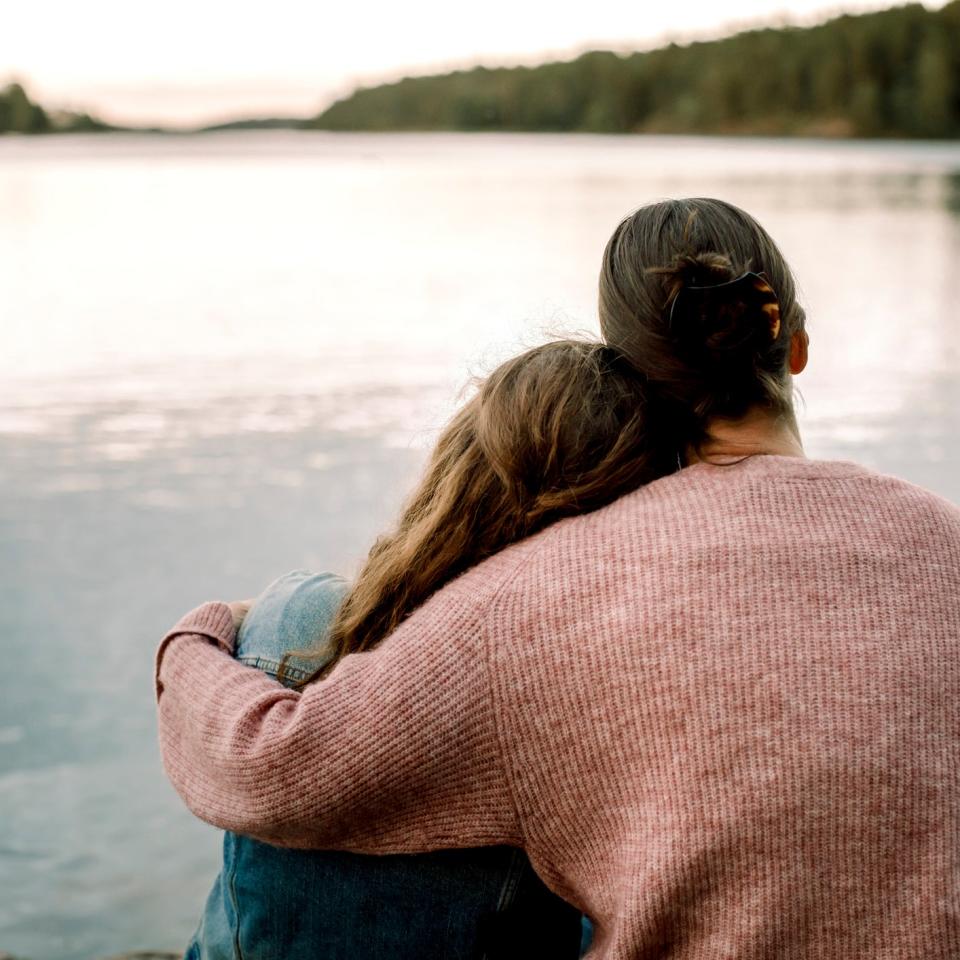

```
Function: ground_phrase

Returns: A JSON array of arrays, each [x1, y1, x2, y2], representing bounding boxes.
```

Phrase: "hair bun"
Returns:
[[658, 252, 783, 382], [598, 198, 803, 439], [665, 251, 736, 291]]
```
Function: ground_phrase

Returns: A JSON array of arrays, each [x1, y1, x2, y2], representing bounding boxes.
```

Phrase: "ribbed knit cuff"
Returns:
[[154, 600, 237, 702], [166, 600, 236, 650]]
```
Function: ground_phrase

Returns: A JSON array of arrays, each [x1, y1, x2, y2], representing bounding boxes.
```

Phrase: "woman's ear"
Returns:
[[789, 330, 809, 375]]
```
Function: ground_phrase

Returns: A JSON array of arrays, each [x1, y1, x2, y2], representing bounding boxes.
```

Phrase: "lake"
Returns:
[[1, 131, 959, 959]]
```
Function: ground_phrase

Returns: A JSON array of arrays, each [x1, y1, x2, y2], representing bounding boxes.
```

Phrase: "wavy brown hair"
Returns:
[[281, 339, 674, 686]]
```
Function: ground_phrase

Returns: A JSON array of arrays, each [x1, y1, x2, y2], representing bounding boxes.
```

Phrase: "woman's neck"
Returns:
[[686, 407, 806, 465]]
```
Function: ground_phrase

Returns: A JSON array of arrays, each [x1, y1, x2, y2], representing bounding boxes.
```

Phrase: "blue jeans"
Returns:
[[185, 570, 588, 959]]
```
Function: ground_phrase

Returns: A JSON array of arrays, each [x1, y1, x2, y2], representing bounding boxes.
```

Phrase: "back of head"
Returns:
[[475, 339, 673, 533], [293, 338, 673, 683], [598, 198, 807, 451]]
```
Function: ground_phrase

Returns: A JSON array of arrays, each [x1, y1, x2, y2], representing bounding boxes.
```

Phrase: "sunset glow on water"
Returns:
[[1, 131, 959, 958]]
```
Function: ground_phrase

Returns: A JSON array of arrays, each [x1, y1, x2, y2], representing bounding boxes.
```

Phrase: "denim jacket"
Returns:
[[185, 569, 587, 960]]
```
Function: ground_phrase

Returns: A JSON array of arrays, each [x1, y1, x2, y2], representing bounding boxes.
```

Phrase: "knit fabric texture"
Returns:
[[155, 455, 960, 959]]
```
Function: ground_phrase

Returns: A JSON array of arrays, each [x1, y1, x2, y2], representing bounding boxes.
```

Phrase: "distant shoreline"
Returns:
[[4, 1, 959, 141], [3, 127, 960, 147]]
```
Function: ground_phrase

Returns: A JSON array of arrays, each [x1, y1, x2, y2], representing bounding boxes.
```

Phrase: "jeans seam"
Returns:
[[479, 848, 528, 960], [225, 840, 245, 960], [494, 847, 527, 912]]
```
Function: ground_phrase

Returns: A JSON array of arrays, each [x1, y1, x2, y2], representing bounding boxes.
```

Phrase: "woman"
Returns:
[[182, 339, 675, 959], [157, 198, 960, 959]]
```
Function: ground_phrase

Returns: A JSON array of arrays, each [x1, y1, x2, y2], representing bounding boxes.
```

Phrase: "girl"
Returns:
[[184, 339, 675, 959]]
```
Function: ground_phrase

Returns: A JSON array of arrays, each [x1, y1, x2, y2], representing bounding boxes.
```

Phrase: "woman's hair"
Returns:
[[598, 197, 807, 454], [281, 339, 674, 685]]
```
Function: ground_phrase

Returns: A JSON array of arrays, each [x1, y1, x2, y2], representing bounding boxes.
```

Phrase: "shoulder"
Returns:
[[798, 458, 960, 534], [651, 454, 960, 528], [857, 464, 960, 515], [852, 466, 960, 547], [417, 457, 960, 633], [380, 519, 596, 653], [235, 570, 350, 668], [484, 456, 960, 595], [415, 533, 555, 617]]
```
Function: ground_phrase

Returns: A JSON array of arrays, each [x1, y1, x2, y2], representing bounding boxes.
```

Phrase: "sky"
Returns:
[[3, 0, 946, 127]]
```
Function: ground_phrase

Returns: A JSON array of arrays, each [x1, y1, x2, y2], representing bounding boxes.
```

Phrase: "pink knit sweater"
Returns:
[[156, 455, 960, 959]]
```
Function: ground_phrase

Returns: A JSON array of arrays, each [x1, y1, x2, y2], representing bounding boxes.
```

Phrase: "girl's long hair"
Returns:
[[281, 339, 673, 686]]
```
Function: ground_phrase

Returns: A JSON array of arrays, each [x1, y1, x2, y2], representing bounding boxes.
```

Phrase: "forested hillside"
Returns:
[[5, 3, 958, 138], [0, 82, 111, 134], [312, 1, 960, 138]]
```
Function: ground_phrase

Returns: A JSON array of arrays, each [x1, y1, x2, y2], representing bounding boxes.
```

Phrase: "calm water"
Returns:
[[1, 131, 959, 959]]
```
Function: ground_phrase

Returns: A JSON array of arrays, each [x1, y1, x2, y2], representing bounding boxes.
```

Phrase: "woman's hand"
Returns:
[[227, 599, 256, 632]]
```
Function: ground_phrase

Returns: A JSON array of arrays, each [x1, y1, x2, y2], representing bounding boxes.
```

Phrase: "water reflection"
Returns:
[[1, 133, 959, 960], [944, 171, 960, 213]]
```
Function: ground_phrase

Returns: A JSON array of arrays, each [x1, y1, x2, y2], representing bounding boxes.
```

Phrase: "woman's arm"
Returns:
[[154, 581, 522, 855]]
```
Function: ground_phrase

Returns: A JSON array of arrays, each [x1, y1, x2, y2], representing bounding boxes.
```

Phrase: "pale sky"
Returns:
[[4, 0, 945, 127]]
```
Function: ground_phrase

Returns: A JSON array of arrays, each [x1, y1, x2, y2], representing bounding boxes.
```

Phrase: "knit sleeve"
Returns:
[[154, 589, 521, 853]]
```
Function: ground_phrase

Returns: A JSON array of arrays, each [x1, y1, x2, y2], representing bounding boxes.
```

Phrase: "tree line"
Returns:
[[5, 2, 958, 139], [311, 1, 960, 138], [0, 82, 111, 134]]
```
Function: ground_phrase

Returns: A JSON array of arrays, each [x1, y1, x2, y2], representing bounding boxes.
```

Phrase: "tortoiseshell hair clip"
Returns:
[[669, 270, 782, 340]]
